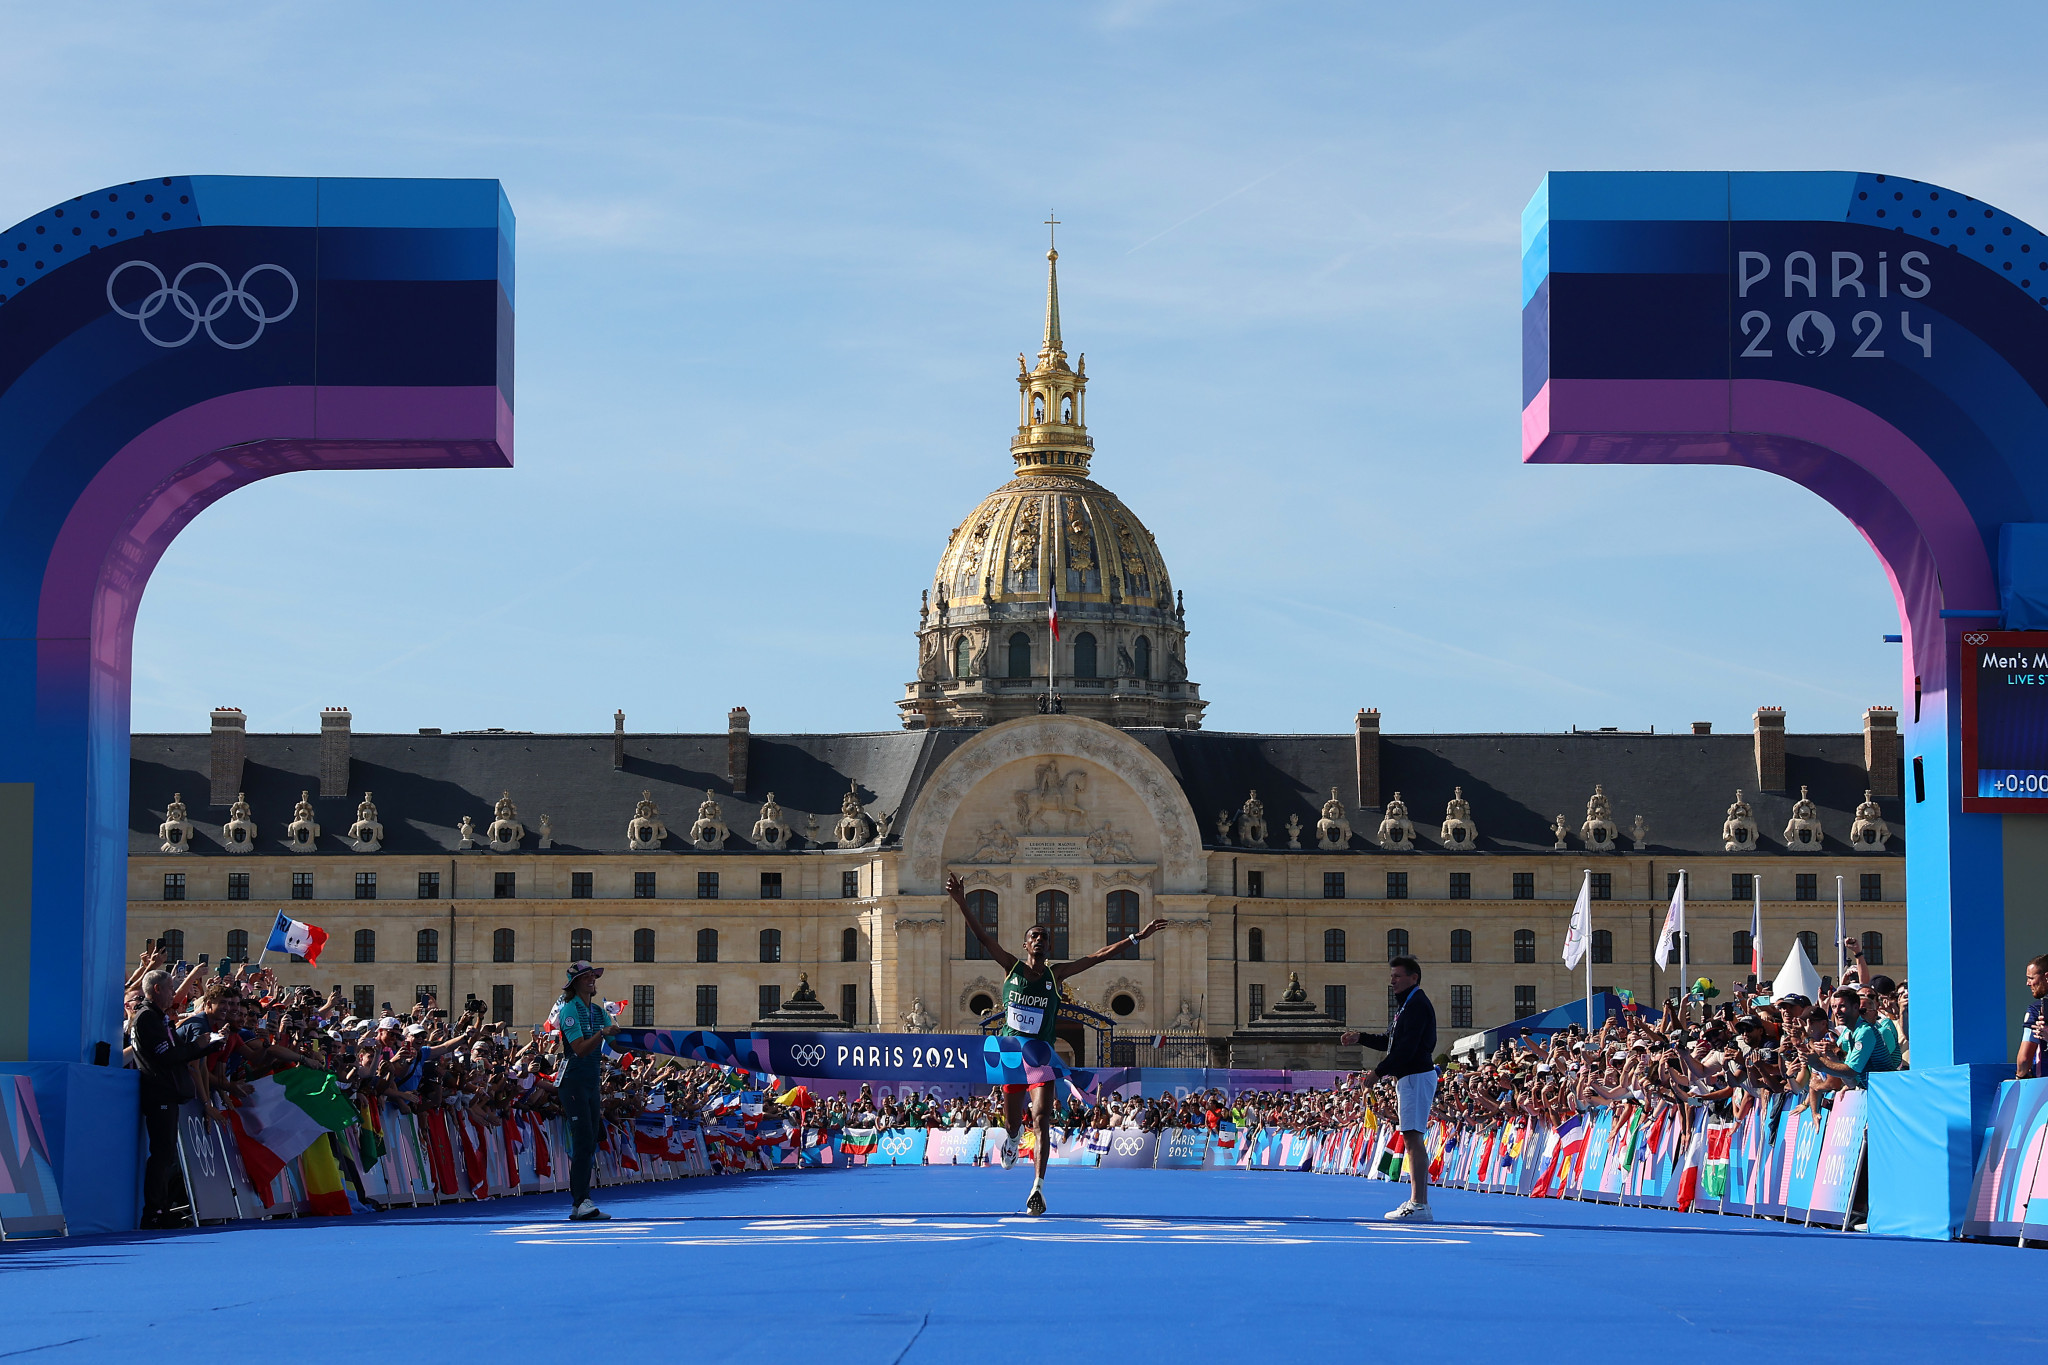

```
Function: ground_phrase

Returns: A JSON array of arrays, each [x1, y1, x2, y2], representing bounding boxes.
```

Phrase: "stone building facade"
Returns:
[[125, 253, 1907, 1069]]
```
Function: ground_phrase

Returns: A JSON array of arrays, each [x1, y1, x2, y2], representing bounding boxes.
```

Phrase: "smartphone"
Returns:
[[198, 953, 210, 965]]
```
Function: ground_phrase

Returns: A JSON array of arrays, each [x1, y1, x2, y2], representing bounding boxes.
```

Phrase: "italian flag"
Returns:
[[226, 1067, 359, 1206]]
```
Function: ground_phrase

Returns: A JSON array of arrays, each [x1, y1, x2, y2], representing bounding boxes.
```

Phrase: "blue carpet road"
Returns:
[[2, 1168, 2035, 1360]]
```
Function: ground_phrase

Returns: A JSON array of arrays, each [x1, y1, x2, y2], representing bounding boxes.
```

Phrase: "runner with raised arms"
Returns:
[[947, 872, 1167, 1215]]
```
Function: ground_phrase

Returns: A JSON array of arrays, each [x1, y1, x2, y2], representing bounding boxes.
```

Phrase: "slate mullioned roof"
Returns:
[[131, 723, 1899, 859]]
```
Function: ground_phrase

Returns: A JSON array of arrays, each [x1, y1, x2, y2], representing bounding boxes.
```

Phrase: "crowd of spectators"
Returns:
[[119, 940, 732, 1226]]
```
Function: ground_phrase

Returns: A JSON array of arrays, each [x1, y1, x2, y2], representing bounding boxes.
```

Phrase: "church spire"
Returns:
[[1041, 212, 1064, 363], [1012, 220, 1093, 477]]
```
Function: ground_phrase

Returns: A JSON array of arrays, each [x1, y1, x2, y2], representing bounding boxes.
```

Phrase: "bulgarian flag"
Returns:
[[839, 1128, 879, 1157], [264, 911, 328, 966], [225, 1067, 359, 1204]]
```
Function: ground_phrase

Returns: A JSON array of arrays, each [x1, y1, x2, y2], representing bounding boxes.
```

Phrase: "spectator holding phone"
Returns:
[[130, 968, 226, 1228]]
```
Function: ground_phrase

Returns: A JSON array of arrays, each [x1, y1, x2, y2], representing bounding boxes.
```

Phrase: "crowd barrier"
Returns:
[[1271, 1092, 1869, 1229], [1964, 1077, 2048, 1242], [171, 1102, 713, 1224]]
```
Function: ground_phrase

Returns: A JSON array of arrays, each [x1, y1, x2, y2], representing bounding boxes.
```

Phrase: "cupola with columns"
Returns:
[[900, 223, 1204, 730]]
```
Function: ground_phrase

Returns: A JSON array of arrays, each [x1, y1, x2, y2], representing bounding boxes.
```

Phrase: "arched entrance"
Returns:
[[0, 174, 515, 1231]]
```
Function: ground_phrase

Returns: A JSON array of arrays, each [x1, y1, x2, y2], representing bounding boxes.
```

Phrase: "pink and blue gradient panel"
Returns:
[[0, 176, 514, 1071]]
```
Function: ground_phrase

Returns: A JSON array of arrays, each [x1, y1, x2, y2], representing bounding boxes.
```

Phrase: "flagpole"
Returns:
[[1584, 868, 1593, 1033], [1843, 879, 1859, 986], [1752, 874, 1763, 990], [1677, 868, 1687, 1022]]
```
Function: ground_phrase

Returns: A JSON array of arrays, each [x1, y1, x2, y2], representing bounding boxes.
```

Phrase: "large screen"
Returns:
[[1961, 631, 2048, 810]]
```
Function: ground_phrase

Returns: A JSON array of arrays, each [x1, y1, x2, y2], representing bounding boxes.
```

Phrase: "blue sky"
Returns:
[[7, 2, 2041, 739]]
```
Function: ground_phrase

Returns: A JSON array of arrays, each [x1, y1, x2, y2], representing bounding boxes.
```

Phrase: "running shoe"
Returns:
[[570, 1200, 613, 1222], [1026, 1188, 1046, 1217], [999, 1135, 1017, 1170], [1383, 1200, 1433, 1223]]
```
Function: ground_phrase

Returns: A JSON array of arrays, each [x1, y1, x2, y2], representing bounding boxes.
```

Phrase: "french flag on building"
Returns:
[[1047, 576, 1060, 642], [265, 911, 329, 966]]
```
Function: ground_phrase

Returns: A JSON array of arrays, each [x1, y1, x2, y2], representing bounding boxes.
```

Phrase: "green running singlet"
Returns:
[[1000, 960, 1061, 1043]]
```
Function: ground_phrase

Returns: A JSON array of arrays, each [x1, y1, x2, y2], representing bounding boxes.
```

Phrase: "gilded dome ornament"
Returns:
[[898, 231, 1205, 731]]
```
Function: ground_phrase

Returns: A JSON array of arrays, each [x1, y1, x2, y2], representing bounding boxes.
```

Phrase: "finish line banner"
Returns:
[[609, 1028, 1097, 1092]]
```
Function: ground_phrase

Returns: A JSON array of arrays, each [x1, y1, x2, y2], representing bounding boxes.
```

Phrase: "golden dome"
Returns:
[[933, 474, 1172, 614]]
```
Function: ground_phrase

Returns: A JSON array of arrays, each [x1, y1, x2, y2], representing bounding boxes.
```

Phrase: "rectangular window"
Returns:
[[417, 871, 440, 900], [493, 871, 516, 899], [634, 871, 656, 899], [1589, 872, 1612, 901], [162, 872, 185, 901], [1323, 871, 1345, 899], [1245, 870, 1264, 898], [1667, 871, 1688, 896], [698, 871, 719, 900], [759, 984, 780, 1017], [1514, 986, 1538, 1019], [291, 872, 313, 900], [1513, 872, 1534, 900], [695, 984, 718, 1027], [1860, 872, 1882, 902], [227, 872, 250, 901], [1449, 984, 1474, 1029], [352, 985, 376, 1019], [1324, 984, 1347, 1025], [490, 984, 514, 1025], [1448, 872, 1471, 900], [760, 872, 783, 900], [1732, 872, 1754, 900], [1248, 983, 1265, 1021], [1386, 872, 1408, 899], [573, 872, 594, 899], [1795, 873, 1818, 902], [632, 985, 655, 1028], [841, 983, 858, 1027], [355, 871, 377, 900], [842, 870, 860, 898]]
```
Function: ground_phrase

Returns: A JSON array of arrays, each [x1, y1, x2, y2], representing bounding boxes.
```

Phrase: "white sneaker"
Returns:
[[1383, 1200, 1433, 1223], [998, 1135, 1017, 1170], [569, 1199, 612, 1222]]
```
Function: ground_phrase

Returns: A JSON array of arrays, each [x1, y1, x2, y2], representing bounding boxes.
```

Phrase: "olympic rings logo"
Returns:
[[1112, 1134, 1144, 1155], [878, 1131, 912, 1155], [788, 1044, 826, 1066], [1964, 632, 1990, 646], [106, 260, 298, 350]]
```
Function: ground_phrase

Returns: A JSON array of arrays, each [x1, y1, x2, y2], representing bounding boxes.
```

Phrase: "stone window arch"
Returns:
[[841, 926, 859, 962], [1073, 631, 1097, 678], [1450, 929, 1471, 962], [416, 928, 438, 963], [954, 635, 971, 678], [697, 927, 719, 963], [760, 928, 781, 963], [1592, 928, 1613, 964], [1008, 631, 1032, 678], [634, 928, 655, 963], [493, 928, 515, 962], [1513, 929, 1535, 963], [1033, 392, 1047, 423], [353, 929, 376, 964], [1325, 927, 1346, 962], [1106, 889, 1141, 958], [1060, 393, 1073, 423], [225, 929, 249, 964], [570, 927, 593, 961], [1134, 635, 1152, 679], [1385, 928, 1408, 962], [1247, 926, 1264, 962], [1733, 929, 1752, 966]]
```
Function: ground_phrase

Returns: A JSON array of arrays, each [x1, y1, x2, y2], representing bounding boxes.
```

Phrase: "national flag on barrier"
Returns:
[[1673, 1117, 1712, 1212], [839, 1127, 878, 1157], [1701, 1123, 1733, 1201], [1375, 1130, 1406, 1180], [226, 1067, 359, 1201], [264, 912, 328, 966]]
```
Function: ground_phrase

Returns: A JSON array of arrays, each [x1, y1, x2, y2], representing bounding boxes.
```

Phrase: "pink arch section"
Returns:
[[1523, 378, 1994, 703]]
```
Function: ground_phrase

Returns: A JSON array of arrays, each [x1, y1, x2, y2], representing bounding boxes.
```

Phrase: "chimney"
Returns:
[[1864, 706, 1901, 797], [1690, 721, 1712, 735], [208, 707, 245, 806], [728, 706, 751, 795], [1354, 708, 1381, 808], [1753, 706, 1786, 791], [612, 709, 626, 769], [319, 707, 351, 797]]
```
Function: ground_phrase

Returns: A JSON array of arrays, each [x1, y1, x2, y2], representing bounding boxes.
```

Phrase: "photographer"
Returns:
[[130, 968, 227, 1229]]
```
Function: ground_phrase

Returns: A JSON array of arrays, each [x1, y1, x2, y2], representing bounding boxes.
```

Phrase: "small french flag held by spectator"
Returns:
[[265, 911, 328, 966]]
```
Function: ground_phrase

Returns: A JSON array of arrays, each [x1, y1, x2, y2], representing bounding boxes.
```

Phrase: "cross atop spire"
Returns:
[[1041, 211, 1065, 363]]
